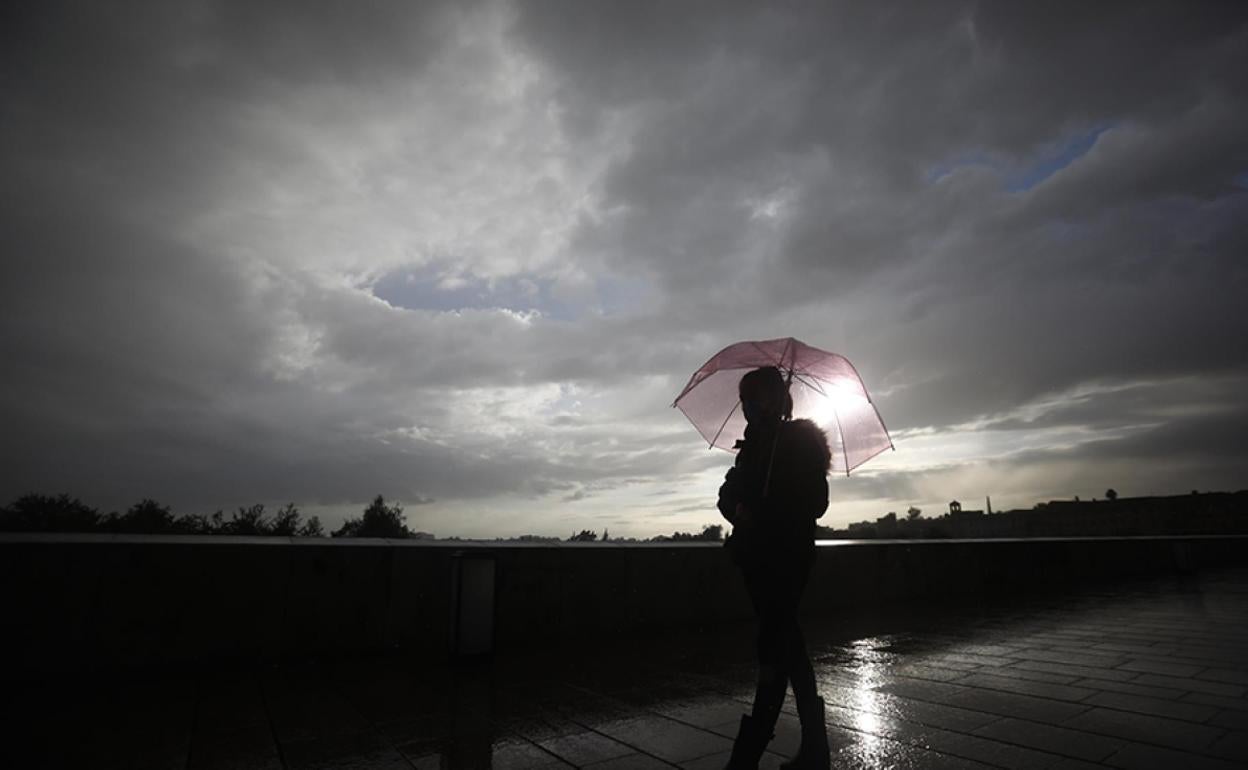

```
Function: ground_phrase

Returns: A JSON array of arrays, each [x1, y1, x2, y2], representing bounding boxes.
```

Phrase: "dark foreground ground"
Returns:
[[5, 568, 1247, 769]]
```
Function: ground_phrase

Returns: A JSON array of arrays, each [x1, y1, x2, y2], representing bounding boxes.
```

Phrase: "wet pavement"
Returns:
[[5, 568, 1248, 769]]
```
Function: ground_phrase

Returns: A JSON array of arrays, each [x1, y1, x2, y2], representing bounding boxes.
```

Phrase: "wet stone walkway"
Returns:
[[6, 568, 1248, 769]]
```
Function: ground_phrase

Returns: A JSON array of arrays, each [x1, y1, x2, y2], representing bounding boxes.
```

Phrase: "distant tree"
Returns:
[[333, 495, 410, 538], [697, 524, 723, 541], [906, 506, 922, 521], [1105, 489, 1118, 501], [0, 493, 329, 536], [269, 503, 301, 535], [172, 513, 214, 534], [654, 524, 723, 542], [112, 498, 176, 533], [567, 529, 598, 542], [227, 503, 269, 535], [0, 493, 100, 532]]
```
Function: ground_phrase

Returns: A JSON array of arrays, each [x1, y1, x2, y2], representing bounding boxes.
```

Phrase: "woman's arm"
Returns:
[[717, 466, 742, 523]]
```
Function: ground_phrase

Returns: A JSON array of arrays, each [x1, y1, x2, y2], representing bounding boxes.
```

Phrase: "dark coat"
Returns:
[[717, 417, 830, 568]]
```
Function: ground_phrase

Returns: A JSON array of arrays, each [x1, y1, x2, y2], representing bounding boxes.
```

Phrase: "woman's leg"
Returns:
[[747, 571, 789, 728], [784, 618, 817, 707], [782, 561, 818, 709]]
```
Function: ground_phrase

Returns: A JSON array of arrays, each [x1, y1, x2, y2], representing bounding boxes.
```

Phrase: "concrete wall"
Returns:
[[2, 534, 1245, 678]]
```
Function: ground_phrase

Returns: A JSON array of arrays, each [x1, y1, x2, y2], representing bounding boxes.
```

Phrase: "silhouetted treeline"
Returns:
[[822, 490, 1248, 540], [0, 493, 455, 538], [0, 494, 325, 536], [332, 495, 433, 539], [550, 524, 724, 543], [651, 523, 724, 542]]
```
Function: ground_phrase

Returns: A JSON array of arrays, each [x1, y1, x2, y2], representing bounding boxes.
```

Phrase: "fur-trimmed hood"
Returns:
[[783, 418, 832, 475]]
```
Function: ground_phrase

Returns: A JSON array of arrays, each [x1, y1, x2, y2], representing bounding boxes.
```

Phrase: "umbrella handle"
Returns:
[[762, 364, 795, 497], [762, 430, 779, 498]]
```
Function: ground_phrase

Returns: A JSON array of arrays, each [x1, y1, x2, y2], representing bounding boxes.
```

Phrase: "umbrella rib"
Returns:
[[789, 371, 828, 397], [750, 340, 784, 368], [835, 406, 850, 477], [708, 398, 741, 449], [781, 337, 795, 374]]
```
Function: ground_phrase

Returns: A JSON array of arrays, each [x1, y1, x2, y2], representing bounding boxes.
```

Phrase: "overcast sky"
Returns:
[[3, 1, 1246, 537]]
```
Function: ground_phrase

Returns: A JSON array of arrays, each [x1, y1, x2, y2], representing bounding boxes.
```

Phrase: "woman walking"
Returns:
[[718, 366, 831, 769]]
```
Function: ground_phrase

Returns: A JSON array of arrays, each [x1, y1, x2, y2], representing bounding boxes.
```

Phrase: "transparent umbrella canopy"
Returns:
[[672, 337, 894, 475]]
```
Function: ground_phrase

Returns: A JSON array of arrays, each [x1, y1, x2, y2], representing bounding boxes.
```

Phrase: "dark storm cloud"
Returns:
[[513, 0, 1248, 424], [3, 0, 1246, 534], [1, 0, 496, 516]]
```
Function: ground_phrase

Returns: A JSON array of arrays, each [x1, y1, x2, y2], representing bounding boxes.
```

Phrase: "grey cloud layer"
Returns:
[[2, 1, 1246, 532]]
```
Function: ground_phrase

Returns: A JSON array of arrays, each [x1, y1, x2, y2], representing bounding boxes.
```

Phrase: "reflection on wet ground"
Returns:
[[5, 568, 1248, 768]]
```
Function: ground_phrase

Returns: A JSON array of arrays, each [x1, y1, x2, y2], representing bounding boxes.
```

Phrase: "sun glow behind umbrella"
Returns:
[[804, 382, 869, 433]]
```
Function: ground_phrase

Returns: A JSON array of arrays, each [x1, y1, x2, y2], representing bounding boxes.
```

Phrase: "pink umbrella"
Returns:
[[672, 337, 893, 475]]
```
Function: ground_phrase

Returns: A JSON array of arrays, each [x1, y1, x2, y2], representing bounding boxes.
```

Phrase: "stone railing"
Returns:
[[3, 533, 1245, 677]]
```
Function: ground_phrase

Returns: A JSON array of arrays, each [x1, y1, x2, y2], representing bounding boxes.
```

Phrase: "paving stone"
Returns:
[[491, 738, 572, 770], [1209, 710, 1248, 731], [1093, 642, 1178, 656], [887, 724, 1060, 769], [830, 733, 997, 770], [828, 702, 992, 743], [680, 748, 788, 770], [973, 717, 1122, 761], [594, 715, 732, 763], [1183, 692, 1248, 713], [1048, 759, 1113, 770], [872, 678, 971, 704], [907, 656, 982, 671], [945, 686, 1091, 725], [1199, 669, 1248, 686], [952, 672, 1098, 702], [931, 652, 1018, 667], [1013, 647, 1130, 669], [1205, 731, 1248, 763], [967, 664, 1081, 685], [1084, 691, 1219, 723], [1117, 658, 1206, 678], [1129, 674, 1246, 698], [949, 644, 1026, 657], [584, 752, 672, 769], [878, 694, 1003, 733], [888, 663, 980, 682], [1070, 677, 1185, 700], [538, 730, 636, 766], [1062, 707, 1223, 752], [1103, 741, 1245, 770], [1011, 659, 1138, 682]]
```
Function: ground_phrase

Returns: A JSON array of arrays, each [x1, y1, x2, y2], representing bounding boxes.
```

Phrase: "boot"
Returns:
[[779, 696, 830, 770], [725, 713, 773, 769]]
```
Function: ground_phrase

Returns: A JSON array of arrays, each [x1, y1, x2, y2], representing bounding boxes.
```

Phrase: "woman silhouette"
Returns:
[[718, 366, 831, 769]]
